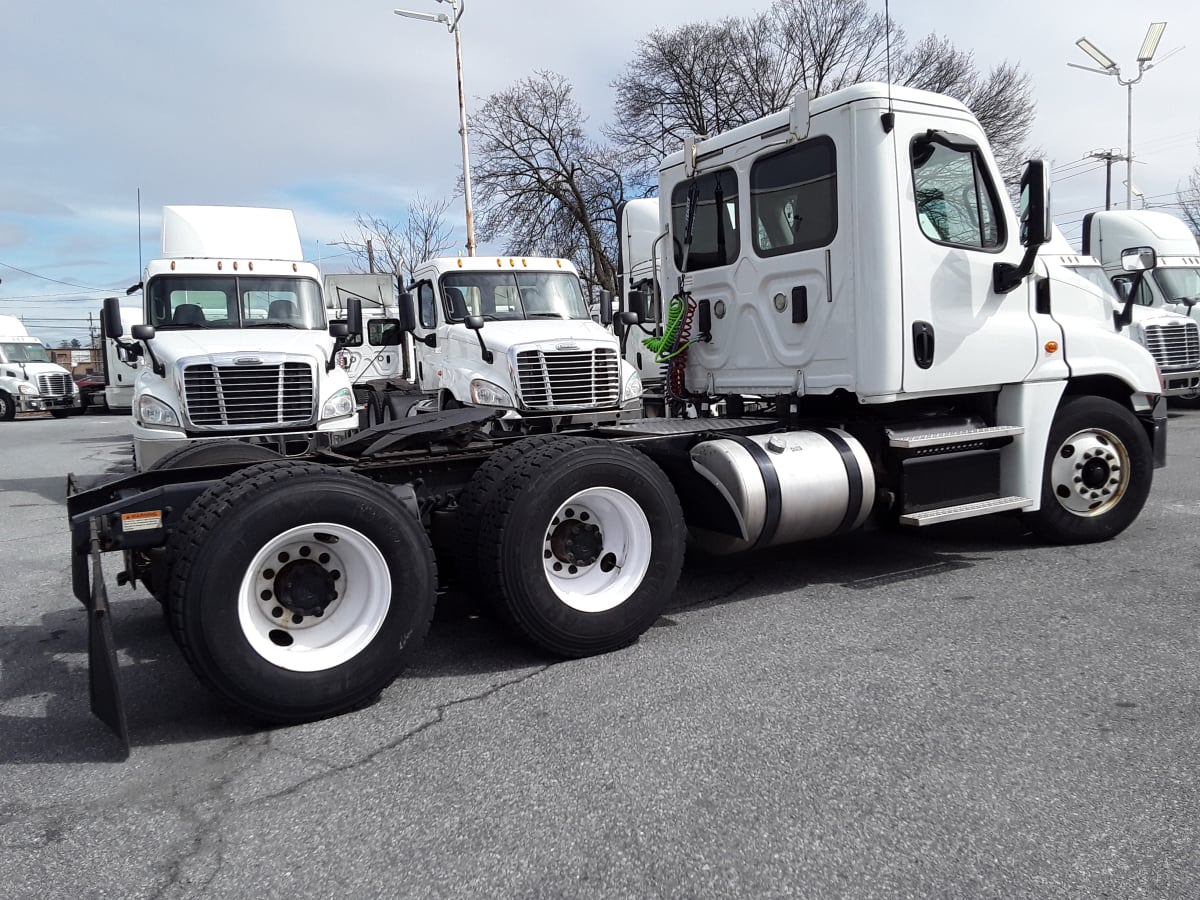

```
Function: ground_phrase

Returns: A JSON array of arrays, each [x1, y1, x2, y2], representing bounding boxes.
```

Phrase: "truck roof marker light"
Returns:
[[1045, 341, 1059, 354], [509, 258, 516, 267], [232, 261, 239, 271], [248, 261, 254, 271], [217, 261, 223, 270], [494, 259, 501, 267], [292, 263, 298, 272], [556, 259, 563, 267], [522, 258, 528, 267], [170, 261, 176, 270]]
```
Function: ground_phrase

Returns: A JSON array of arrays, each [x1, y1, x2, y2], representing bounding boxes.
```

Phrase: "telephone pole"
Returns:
[[1085, 148, 1129, 210]]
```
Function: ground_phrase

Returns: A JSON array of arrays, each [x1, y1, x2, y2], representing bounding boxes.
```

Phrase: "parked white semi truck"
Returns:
[[103, 206, 361, 470], [397, 255, 643, 426], [0, 315, 81, 420], [69, 83, 1166, 753], [1039, 229, 1200, 401]]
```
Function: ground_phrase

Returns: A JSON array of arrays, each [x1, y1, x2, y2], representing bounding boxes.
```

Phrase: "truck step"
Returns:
[[899, 495, 1033, 526], [888, 424, 1024, 449]]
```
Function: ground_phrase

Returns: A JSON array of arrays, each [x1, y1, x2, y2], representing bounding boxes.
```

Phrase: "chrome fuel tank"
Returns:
[[688, 429, 875, 554]]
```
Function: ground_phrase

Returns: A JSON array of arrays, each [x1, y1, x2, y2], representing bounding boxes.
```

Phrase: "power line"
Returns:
[[0, 260, 108, 292]]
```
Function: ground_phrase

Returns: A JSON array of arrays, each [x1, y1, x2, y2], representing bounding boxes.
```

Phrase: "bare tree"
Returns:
[[470, 71, 627, 294], [1179, 137, 1200, 239], [337, 194, 454, 283], [609, 0, 1036, 185]]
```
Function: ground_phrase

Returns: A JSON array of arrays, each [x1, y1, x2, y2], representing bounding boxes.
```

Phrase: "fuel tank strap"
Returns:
[[722, 434, 782, 550], [818, 428, 865, 535]]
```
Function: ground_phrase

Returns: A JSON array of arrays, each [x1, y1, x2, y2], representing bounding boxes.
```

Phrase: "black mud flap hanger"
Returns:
[[85, 521, 130, 759]]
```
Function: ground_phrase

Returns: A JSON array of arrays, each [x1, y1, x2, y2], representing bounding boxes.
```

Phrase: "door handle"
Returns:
[[912, 321, 935, 369]]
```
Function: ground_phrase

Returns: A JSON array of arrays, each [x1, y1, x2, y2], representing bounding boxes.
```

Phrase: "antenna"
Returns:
[[136, 188, 143, 278], [881, 0, 895, 132]]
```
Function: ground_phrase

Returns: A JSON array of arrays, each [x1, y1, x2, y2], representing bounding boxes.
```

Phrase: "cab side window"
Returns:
[[417, 282, 437, 328], [671, 168, 740, 271], [911, 136, 1005, 251], [751, 137, 837, 256]]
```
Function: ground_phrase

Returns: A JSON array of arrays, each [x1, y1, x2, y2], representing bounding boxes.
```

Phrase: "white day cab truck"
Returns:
[[0, 315, 81, 420], [68, 84, 1165, 754], [393, 255, 642, 425], [1081, 210, 1200, 403], [102, 206, 361, 471]]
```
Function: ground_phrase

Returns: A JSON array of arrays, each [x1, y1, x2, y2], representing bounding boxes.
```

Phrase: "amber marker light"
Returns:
[[1045, 341, 1059, 354], [232, 261, 239, 271], [170, 261, 176, 270], [217, 261, 223, 270]]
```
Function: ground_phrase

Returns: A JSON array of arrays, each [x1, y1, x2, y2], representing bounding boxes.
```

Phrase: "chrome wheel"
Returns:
[[1048, 426, 1131, 517]]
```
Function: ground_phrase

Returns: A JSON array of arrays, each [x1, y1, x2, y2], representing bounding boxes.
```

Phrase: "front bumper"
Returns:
[[1160, 368, 1200, 397], [18, 394, 80, 412]]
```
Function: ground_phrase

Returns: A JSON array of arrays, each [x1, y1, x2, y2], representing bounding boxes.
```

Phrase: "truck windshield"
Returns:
[[1154, 268, 1200, 304], [147, 276, 325, 329], [440, 271, 589, 322], [0, 341, 51, 363]]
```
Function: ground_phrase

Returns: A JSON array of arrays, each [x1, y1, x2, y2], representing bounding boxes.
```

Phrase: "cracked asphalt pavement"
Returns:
[[1, 408, 1197, 899]]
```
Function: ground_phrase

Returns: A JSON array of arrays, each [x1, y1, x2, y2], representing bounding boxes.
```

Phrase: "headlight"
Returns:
[[623, 370, 643, 401], [321, 387, 356, 420], [17, 382, 36, 396], [469, 379, 514, 407], [137, 395, 180, 427]]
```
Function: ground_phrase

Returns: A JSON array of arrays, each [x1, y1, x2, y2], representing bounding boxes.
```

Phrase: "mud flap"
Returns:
[[87, 528, 129, 759]]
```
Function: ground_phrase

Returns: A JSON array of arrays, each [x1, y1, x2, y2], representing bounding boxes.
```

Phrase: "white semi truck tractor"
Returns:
[[68, 84, 1166, 753], [102, 206, 361, 471], [0, 315, 81, 420]]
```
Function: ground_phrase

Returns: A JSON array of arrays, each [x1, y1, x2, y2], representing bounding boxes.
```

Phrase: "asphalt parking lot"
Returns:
[[1, 407, 1197, 899]]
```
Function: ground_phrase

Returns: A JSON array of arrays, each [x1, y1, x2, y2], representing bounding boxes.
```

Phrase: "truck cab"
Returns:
[[403, 256, 643, 426], [1084, 210, 1200, 318], [117, 206, 359, 470], [0, 315, 81, 420]]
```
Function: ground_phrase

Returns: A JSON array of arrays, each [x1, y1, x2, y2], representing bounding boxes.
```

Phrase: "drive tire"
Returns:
[[49, 408, 70, 419], [1023, 396, 1152, 545], [455, 433, 561, 596], [167, 460, 436, 723], [477, 438, 685, 658], [0, 392, 14, 421]]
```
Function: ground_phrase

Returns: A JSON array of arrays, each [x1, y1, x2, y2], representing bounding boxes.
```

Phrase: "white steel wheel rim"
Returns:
[[237, 522, 391, 672], [541, 487, 652, 614], [1049, 426, 1131, 517]]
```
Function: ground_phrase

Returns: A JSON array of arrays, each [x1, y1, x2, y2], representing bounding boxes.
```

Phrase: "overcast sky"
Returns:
[[2, 0, 1198, 345]]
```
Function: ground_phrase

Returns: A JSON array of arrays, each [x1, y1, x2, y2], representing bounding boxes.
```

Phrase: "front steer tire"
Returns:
[[166, 460, 436, 723], [1023, 395, 1153, 545], [477, 438, 686, 658]]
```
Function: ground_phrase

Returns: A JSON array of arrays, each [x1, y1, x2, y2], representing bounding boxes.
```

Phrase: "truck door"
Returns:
[[898, 126, 1037, 393], [410, 280, 441, 391]]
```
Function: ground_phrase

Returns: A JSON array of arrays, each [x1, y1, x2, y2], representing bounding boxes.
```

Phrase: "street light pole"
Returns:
[[394, 0, 476, 256], [1068, 23, 1168, 211]]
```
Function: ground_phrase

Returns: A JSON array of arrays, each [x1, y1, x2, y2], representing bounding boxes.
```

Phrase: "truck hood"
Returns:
[[148, 329, 333, 367], [2, 360, 72, 379], [1129, 305, 1197, 327], [463, 318, 617, 351]]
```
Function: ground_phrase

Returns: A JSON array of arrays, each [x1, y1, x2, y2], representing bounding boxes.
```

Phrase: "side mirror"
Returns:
[[465, 315, 485, 331], [1018, 159, 1051, 248], [617, 311, 641, 326], [342, 297, 363, 340], [627, 290, 647, 324], [598, 289, 613, 326], [398, 292, 418, 333], [1121, 246, 1157, 272], [329, 322, 349, 339], [463, 315, 492, 364], [101, 297, 124, 339], [131, 324, 156, 342]]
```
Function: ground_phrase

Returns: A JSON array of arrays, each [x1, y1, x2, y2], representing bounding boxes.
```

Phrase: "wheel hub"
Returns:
[[1080, 456, 1110, 490], [1051, 429, 1128, 517], [549, 516, 604, 568], [274, 559, 337, 615]]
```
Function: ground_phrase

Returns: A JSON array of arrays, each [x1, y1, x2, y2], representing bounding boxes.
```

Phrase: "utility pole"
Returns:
[[367, 239, 377, 274], [1085, 148, 1129, 210]]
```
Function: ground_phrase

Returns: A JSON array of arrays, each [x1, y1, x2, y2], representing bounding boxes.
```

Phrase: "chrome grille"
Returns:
[[515, 348, 620, 410], [1143, 321, 1200, 370], [38, 373, 72, 397], [183, 362, 315, 428]]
